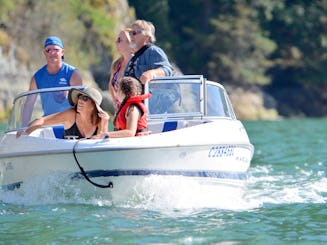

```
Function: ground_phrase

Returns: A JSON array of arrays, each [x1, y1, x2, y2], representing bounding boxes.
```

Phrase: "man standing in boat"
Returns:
[[22, 36, 83, 126], [124, 20, 180, 114], [124, 19, 173, 84]]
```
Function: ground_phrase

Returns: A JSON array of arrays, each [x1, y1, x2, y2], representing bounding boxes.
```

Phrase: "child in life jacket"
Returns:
[[97, 76, 152, 139]]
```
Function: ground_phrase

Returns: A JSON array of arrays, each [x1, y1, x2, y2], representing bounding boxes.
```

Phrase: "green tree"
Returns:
[[206, 1, 276, 85], [167, 0, 215, 75], [166, 0, 276, 85], [267, 0, 327, 86]]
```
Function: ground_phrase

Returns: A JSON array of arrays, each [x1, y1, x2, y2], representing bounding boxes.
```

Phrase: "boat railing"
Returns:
[[7, 86, 85, 131]]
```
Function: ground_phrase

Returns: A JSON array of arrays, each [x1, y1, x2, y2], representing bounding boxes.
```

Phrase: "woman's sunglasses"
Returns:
[[78, 94, 90, 102], [116, 37, 123, 43]]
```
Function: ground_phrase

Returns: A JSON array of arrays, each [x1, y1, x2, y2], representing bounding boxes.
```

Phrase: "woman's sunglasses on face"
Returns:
[[116, 37, 123, 43], [78, 94, 90, 102]]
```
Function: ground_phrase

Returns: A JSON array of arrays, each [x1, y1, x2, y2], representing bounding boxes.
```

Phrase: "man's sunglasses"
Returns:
[[130, 30, 143, 36], [78, 94, 90, 102], [45, 48, 61, 53]]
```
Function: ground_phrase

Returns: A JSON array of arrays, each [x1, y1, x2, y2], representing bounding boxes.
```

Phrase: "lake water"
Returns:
[[0, 119, 326, 244]]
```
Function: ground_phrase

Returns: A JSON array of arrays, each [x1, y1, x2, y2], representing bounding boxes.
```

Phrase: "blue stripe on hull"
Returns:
[[72, 169, 247, 180], [1, 170, 247, 190], [1, 181, 22, 191]]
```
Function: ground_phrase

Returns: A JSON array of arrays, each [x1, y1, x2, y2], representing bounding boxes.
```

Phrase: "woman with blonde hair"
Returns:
[[108, 28, 133, 112]]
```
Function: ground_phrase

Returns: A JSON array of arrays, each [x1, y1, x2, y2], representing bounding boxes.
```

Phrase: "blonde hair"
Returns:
[[130, 19, 156, 43], [121, 28, 132, 43], [111, 28, 132, 72]]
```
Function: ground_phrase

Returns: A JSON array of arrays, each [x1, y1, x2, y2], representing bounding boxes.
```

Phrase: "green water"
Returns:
[[0, 119, 326, 244], [0, 123, 6, 131]]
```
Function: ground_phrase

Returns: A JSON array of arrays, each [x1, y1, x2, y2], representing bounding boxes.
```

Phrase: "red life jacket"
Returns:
[[114, 93, 152, 134]]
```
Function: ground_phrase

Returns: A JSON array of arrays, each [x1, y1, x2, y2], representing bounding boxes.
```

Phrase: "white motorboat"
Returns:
[[0, 75, 254, 193]]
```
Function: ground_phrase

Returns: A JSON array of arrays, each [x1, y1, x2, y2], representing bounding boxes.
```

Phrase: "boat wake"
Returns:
[[245, 163, 326, 207], [1, 164, 325, 210], [0, 175, 250, 210]]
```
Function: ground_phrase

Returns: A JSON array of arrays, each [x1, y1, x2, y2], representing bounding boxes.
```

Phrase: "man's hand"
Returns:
[[140, 70, 156, 84], [16, 130, 28, 138]]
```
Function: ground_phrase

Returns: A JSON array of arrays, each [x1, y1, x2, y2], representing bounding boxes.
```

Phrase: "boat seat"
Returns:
[[29, 125, 64, 139], [52, 125, 64, 139], [161, 120, 189, 132], [162, 121, 178, 132], [147, 120, 189, 133]]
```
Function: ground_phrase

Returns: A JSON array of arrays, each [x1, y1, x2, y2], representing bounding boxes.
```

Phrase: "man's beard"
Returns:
[[130, 42, 137, 50]]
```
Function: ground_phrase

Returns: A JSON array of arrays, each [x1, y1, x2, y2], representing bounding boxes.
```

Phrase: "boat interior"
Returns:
[[7, 75, 237, 139]]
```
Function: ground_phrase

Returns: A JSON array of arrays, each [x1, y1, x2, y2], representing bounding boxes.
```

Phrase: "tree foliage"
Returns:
[[0, 0, 326, 90], [129, 0, 327, 88], [266, 0, 327, 86], [206, 1, 276, 85]]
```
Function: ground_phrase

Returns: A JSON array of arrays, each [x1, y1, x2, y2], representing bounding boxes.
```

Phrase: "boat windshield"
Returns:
[[206, 82, 236, 119], [145, 75, 236, 119], [7, 86, 83, 130], [146, 78, 201, 116], [7, 76, 236, 130]]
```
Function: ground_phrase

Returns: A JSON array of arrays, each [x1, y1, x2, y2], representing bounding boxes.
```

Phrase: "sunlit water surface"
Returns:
[[0, 119, 326, 244]]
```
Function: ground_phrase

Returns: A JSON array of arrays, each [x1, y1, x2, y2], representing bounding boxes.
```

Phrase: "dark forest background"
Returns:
[[0, 0, 327, 118]]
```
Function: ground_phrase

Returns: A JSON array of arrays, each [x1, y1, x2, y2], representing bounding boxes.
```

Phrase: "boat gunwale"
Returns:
[[0, 141, 254, 158]]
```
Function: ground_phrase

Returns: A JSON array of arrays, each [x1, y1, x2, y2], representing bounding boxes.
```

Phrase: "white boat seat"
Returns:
[[29, 125, 64, 139]]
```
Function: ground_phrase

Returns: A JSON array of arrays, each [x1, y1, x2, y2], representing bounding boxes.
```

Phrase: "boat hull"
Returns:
[[0, 143, 252, 190], [0, 120, 253, 190]]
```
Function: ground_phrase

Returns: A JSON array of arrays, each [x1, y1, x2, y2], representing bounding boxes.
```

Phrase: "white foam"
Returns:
[[244, 164, 326, 206], [1, 164, 325, 210]]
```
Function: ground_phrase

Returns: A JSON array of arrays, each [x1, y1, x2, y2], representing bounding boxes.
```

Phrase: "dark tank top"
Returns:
[[64, 113, 98, 139]]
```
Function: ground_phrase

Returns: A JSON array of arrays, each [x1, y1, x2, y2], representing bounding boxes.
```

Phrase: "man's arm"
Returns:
[[28, 77, 37, 90], [22, 77, 38, 126], [140, 68, 166, 84], [139, 46, 173, 84], [70, 70, 83, 86]]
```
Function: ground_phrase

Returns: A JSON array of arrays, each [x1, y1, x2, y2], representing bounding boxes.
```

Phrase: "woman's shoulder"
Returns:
[[111, 57, 123, 70], [126, 103, 142, 117], [60, 108, 76, 118], [61, 108, 76, 128]]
